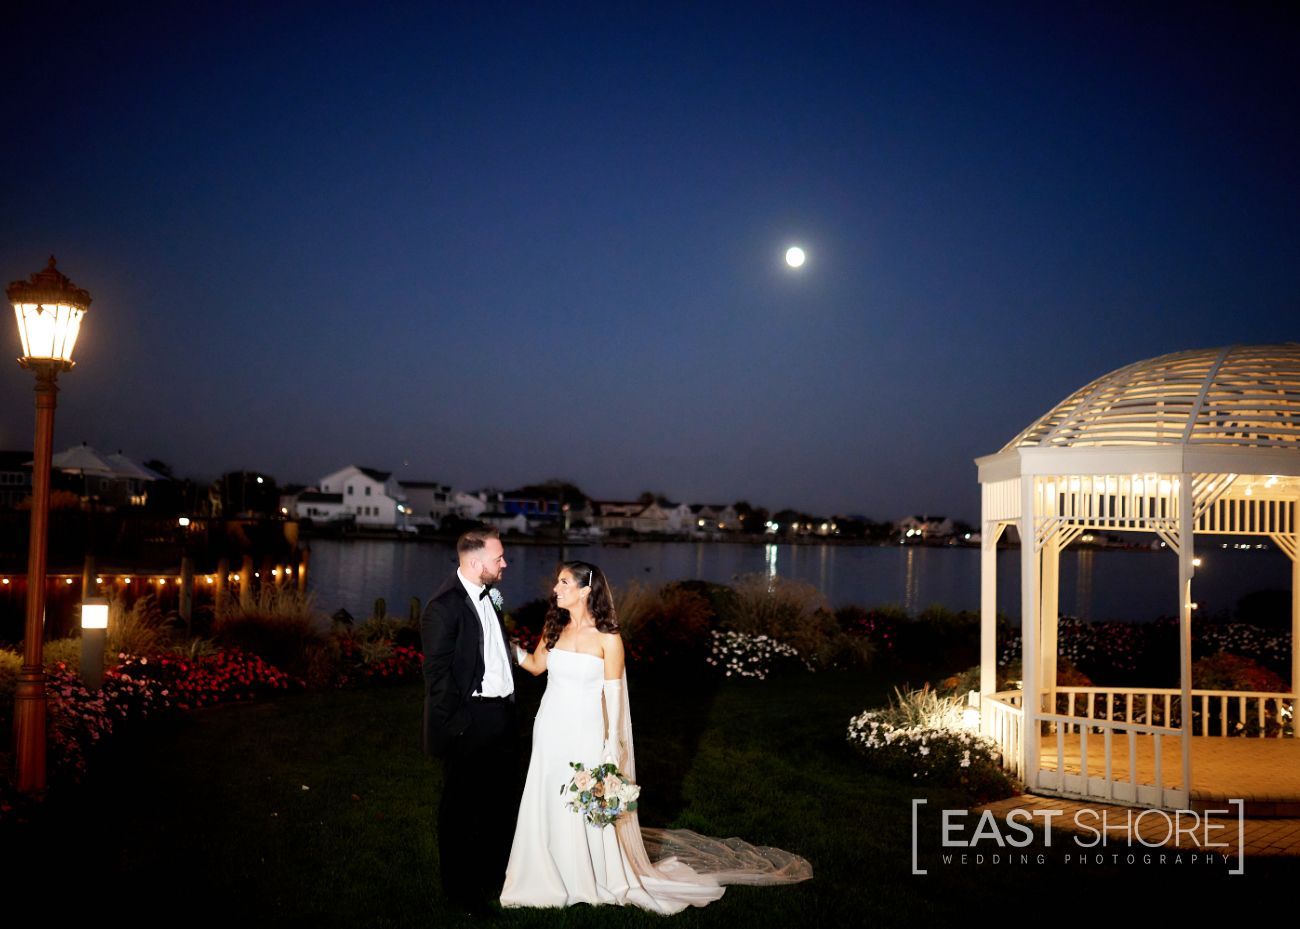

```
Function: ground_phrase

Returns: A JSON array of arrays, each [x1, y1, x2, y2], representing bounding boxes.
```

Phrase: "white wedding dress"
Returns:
[[499, 648, 812, 913]]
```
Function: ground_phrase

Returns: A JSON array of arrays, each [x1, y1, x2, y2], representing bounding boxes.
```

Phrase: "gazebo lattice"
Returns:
[[976, 343, 1300, 811]]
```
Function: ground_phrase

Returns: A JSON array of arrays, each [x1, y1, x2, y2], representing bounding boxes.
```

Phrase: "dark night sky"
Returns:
[[2, 1, 1296, 520]]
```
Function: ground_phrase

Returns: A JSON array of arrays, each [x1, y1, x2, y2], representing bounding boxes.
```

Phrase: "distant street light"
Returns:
[[7, 257, 92, 793]]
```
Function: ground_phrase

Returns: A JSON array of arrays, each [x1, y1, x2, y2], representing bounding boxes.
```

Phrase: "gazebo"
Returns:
[[976, 344, 1300, 812]]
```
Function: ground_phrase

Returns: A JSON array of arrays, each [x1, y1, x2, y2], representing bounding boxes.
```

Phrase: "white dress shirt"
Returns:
[[457, 568, 514, 698]]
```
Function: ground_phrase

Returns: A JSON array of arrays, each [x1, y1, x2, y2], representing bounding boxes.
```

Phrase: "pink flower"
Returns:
[[602, 775, 622, 794], [573, 770, 595, 791]]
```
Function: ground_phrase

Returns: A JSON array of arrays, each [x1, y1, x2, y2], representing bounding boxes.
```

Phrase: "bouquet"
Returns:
[[562, 761, 640, 827]]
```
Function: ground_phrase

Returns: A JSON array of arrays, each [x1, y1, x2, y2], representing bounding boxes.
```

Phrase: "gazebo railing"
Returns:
[[1049, 686, 1296, 738], [1035, 710, 1188, 808], [982, 690, 1024, 777]]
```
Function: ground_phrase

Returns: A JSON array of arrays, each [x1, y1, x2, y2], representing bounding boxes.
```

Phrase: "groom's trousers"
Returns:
[[438, 697, 519, 905]]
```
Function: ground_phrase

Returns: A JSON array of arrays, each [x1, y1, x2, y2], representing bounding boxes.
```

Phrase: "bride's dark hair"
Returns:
[[543, 561, 619, 650]]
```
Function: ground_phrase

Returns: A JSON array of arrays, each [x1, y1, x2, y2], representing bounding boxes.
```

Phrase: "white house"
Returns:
[[895, 515, 954, 540], [286, 489, 348, 523], [400, 481, 454, 527], [480, 510, 529, 534], [689, 504, 739, 533], [594, 501, 672, 534], [319, 465, 409, 529], [451, 490, 492, 521], [661, 501, 695, 533]]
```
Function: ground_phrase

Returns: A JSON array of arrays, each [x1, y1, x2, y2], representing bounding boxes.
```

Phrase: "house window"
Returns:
[[347, 485, 354, 495], [365, 486, 371, 496]]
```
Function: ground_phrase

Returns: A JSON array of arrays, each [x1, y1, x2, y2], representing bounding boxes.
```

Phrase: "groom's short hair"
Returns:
[[457, 526, 500, 555]]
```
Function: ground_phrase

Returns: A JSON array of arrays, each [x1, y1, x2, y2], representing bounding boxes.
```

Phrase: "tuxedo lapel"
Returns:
[[460, 590, 485, 669]]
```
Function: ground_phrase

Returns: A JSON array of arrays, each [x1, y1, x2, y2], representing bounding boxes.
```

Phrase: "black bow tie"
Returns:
[[478, 586, 492, 600]]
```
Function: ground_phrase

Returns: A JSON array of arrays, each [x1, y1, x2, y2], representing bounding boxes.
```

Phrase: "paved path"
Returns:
[[972, 793, 1300, 857]]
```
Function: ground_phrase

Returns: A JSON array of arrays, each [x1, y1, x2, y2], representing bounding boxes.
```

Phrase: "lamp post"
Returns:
[[8, 256, 91, 793]]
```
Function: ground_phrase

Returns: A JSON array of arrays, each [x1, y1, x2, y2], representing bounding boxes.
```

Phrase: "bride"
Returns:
[[500, 560, 811, 913]]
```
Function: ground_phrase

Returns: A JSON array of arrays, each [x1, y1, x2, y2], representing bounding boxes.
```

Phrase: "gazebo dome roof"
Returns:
[[1004, 343, 1300, 451]]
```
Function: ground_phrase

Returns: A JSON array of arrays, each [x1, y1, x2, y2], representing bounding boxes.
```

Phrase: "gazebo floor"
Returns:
[[1036, 732, 1300, 816]]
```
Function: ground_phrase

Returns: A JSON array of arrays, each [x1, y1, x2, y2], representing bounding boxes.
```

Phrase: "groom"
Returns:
[[421, 526, 520, 914]]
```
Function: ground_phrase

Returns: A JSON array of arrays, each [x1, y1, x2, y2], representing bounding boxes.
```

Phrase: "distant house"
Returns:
[[319, 465, 409, 529], [400, 481, 454, 527], [287, 490, 348, 523], [0, 450, 32, 509], [502, 490, 564, 521], [689, 504, 739, 533], [594, 501, 672, 534], [896, 515, 955, 540], [659, 500, 695, 533], [481, 510, 529, 534]]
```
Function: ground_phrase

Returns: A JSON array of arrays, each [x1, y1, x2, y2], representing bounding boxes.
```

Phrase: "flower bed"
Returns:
[[706, 629, 806, 679], [847, 709, 1014, 802]]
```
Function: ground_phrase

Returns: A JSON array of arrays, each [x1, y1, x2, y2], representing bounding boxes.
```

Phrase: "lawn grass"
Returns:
[[4, 662, 1291, 926]]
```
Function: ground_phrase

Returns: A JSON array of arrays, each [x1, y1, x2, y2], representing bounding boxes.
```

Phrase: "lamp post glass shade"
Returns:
[[81, 598, 109, 630], [6, 257, 91, 367]]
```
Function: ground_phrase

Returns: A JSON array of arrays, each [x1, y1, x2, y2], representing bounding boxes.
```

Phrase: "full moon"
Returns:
[[785, 246, 806, 268]]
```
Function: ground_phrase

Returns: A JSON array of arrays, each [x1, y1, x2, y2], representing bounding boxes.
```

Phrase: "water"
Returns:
[[305, 539, 1293, 622]]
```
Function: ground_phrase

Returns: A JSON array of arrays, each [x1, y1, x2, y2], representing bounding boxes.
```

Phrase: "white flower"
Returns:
[[489, 588, 504, 610]]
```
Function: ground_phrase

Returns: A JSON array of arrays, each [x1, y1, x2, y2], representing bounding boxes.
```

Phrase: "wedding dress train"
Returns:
[[499, 648, 811, 914]]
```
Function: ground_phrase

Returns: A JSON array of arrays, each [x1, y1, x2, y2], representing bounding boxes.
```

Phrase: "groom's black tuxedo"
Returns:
[[420, 568, 521, 909], [420, 571, 518, 757]]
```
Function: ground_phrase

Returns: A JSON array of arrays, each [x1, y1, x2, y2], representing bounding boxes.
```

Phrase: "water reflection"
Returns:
[[1074, 549, 1094, 621], [304, 539, 1289, 625], [902, 547, 919, 614]]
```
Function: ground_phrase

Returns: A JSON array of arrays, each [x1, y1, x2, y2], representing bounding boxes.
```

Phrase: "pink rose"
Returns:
[[602, 775, 622, 794], [573, 770, 594, 791]]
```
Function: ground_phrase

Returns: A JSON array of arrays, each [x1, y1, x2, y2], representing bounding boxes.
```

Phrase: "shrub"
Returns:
[[996, 656, 1092, 691], [213, 588, 333, 686], [355, 609, 421, 649], [614, 582, 713, 666], [935, 665, 982, 698], [337, 637, 423, 686], [108, 594, 172, 657], [721, 574, 872, 671], [847, 696, 1014, 803], [836, 605, 903, 654], [1192, 653, 1288, 692], [0, 649, 21, 728], [110, 648, 302, 709], [873, 684, 967, 731], [1195, 623, 1290, 672], [706, 630, 806, 680], [42, 637, 82, 672]]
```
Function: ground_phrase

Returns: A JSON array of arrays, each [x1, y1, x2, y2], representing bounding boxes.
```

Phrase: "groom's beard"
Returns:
[[479, 567, 503, 585]]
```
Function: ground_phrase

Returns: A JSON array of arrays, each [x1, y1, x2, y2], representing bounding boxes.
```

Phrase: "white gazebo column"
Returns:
[[980, 523, 1004, 697], [1019, 476, 1040, 789], [1290, 501, 1299, 727], [1039, 533, 1060, 698], [1177, 474, 1194, 797], [1292, 546, 1299, 731]]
